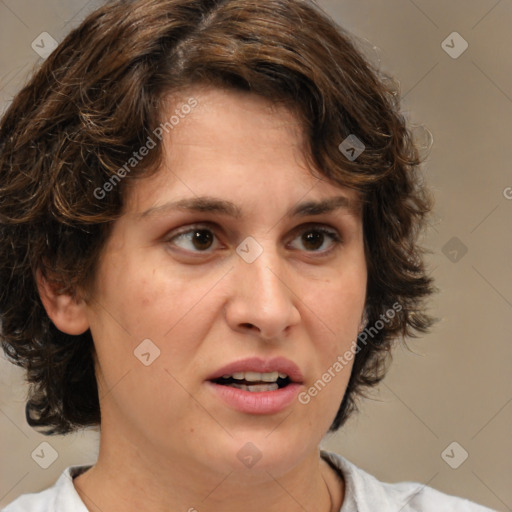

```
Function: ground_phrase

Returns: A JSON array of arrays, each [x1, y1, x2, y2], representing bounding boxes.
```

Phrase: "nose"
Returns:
[[224, 244, 301, 340]]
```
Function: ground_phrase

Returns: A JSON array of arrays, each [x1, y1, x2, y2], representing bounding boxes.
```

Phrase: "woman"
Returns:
[[0, 0, 494, 510]]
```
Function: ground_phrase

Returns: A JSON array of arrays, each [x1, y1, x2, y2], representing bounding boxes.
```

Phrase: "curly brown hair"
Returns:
[[0, 0, 435, 435]]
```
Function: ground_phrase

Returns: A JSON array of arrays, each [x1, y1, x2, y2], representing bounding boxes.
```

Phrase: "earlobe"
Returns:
[[36, 270, 90, 335]]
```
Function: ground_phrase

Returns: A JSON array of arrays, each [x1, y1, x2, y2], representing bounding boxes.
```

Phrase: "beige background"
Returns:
[[1, 1, 511, 510]]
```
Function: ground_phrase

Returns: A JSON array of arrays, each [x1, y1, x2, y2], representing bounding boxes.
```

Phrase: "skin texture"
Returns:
[[39, 87, 367, 512]]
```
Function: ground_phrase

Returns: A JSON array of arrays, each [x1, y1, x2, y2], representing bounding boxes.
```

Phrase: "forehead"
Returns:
[[160, 87, 305, 157], [125, 87, 362, 217]]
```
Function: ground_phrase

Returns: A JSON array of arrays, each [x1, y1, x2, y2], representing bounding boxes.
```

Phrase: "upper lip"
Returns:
[[207, 357, 304, 383]]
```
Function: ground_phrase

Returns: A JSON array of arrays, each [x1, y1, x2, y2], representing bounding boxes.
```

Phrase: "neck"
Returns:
[[73, 428, 343, 512]]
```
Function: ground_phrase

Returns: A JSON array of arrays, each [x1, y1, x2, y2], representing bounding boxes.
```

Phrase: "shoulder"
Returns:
[[320, 450, 496, 512], [2, 466, 91, 512]]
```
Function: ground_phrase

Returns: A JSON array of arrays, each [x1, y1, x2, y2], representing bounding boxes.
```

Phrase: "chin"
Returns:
[[202, 426, 315, 478]]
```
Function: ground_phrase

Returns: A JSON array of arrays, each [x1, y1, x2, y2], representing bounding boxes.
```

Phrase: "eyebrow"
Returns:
[[139, 194, 358, 219]]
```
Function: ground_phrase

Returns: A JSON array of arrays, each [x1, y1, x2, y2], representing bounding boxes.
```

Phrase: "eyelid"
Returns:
[[287, 222, 340, 239], [166, 221, 219, 239]]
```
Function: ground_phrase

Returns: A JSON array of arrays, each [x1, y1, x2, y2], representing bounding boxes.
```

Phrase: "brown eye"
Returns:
[[169, 227, 219, 252], [191, 230, 214, 250], [289, 226, 341, 253], [301, 231, 325, 251]]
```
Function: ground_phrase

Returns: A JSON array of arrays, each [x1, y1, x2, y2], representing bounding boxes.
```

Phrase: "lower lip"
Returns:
[[207, 381, 302, 414]]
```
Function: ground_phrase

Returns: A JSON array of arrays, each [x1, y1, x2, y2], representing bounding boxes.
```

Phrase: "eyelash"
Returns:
[[165, 223, 342, 257]]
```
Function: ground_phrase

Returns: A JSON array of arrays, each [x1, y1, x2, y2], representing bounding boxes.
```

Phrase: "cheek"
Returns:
[[88, 265, 218, 423], [303, 271, 366, 350], [93, 250, 189, 334], [89, 254, 226, 381]]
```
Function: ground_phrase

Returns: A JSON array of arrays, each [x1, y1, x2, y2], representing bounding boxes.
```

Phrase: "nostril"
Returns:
[[241, 323, 255, 329]]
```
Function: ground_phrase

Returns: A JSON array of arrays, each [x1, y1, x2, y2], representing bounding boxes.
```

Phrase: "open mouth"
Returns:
[[207, 362, 302, 413], [212, 371, 291, 392]]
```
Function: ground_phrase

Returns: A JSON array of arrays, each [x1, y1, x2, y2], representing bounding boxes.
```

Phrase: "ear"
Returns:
[[36, 270, 90, 335]]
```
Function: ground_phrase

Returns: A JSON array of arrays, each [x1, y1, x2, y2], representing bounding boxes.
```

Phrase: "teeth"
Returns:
[[227, 371, 285, 382], [261, 372, 280, 382], [230, 383, 279, 392]]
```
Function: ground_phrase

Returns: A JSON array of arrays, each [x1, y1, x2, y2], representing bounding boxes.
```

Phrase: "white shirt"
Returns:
[[2, 450, 495, 511]]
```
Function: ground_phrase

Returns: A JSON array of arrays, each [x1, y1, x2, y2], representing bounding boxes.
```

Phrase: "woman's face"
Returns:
[[84, 87, 367, 478]]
